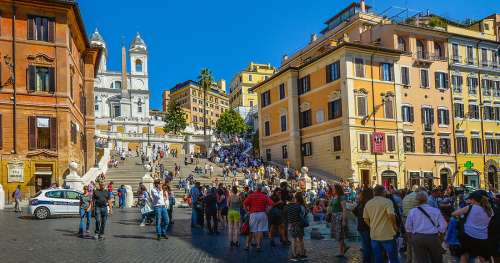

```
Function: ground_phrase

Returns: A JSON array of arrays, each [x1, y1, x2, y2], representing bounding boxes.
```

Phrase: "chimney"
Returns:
[[360, 0, 366, 13], [121, 46, 127, 90], [218, 79, 226, 92], [310, 33, 318, 43]]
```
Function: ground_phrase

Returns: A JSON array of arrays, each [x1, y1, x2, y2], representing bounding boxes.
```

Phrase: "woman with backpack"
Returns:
[[451, 190, 493, 263]]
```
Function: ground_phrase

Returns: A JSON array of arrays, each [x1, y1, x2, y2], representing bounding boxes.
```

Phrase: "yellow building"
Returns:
[[169, 80, 229, 131], [229, 62, 276, 109]]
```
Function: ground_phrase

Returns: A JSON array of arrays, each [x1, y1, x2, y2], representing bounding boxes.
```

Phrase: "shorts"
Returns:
[[220, 207, 228, 216], [289, 222, 304, 238], [461, 233, 492, 258], [330, 212, 346, 241], [228, 209, 240, 222], [249, 212, 269, 233]]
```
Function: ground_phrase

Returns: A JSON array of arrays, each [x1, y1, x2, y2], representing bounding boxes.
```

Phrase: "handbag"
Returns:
[[241, 222, 250, 236]]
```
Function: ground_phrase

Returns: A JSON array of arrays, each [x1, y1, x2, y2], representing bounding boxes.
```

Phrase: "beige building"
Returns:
[[169, 80, 229, 131], [229, 62, 276, 109]]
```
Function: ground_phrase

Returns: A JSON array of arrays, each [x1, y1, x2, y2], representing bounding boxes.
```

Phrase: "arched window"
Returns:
[[397, 36, 406, 52], [135, 59, 143, 72], [114, 81, 122, 89], [416, 40, 426, 59]]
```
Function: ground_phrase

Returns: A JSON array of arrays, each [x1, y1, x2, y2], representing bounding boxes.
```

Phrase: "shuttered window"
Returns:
[[359, 134, 368, 151], [27, 16, 55, 42], [70, 122, 77, 144], [28, 116, 57, 151], [27, 65, 55, 92]]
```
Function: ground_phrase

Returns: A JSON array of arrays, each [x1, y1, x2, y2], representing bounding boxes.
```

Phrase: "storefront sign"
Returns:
[[8, 161, 24, 182], [372, 132, 385, 154]]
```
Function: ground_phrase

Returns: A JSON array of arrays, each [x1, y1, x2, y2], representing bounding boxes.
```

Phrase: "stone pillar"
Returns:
[[141, 164, 154, 192], [287, 72, 302, 169], [65, 161, 84, 192], [125, 185, 134, 208], [302, 167, 312, 191], [0, 184, 5, 210]]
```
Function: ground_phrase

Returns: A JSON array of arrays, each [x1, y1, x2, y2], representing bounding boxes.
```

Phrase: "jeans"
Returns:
[[79, 208, 91, 234], [359, 230, 372, 263], [119, 196, 126, 208], [191, 204, 198, 226], [372, 239, 400, 263], [94, 206, 108, 236], [154, 206, 169, 237]]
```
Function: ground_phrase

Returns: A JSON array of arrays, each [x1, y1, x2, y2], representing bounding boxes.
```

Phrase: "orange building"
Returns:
[[0, 0, 100, 198]]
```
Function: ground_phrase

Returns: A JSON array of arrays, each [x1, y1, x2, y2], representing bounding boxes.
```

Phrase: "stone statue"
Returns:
[[301, 166, 312, 191]]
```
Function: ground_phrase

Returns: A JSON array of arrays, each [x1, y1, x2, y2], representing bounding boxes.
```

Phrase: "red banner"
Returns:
[[372, 132, 385, 154]]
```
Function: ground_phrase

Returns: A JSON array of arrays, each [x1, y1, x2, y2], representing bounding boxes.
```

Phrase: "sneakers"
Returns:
[[140, 223, 145, 227], [94, 234, 99, 240]]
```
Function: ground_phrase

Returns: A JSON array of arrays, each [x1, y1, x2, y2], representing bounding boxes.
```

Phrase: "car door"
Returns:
[[44, 190, 66, 214], [64, 191, 82, 214]]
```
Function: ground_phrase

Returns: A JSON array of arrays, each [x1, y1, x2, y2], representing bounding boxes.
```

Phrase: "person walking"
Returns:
[[93, 180, 112, 240], [287, 191, 307, 260], [451, 190, 493, 263], [117, 185, 127, 208], [78, 185, 92, 238], [204, 187, 219, 234], [363, 185, 400, 263], [151, 179, 169, 240], [353, 188, 374, 263], [189, 182, 201, 228], [138, 184, 152, 226], [243, 183, 274, 252], [405, 191, 447, 263], [329, 183, 349, 257], [13, 185, 22, 213], [402, 185, 423, 263], [165, 184, 175, 226], [228, 186, 242, 247]]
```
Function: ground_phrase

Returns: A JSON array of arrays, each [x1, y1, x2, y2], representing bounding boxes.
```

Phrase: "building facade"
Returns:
[[162, 90, 170, 112], [169, 80, 229, 131], [229, 62, 275, 109], [0, 0, 100, 198]]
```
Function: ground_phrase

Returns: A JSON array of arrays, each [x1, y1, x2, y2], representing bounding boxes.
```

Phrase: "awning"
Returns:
[[463, 169, 479, 176]]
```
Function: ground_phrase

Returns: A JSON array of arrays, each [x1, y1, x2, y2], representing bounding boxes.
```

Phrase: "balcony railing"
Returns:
[[423, 123, 433, 132], [451, 55, 462, 64]]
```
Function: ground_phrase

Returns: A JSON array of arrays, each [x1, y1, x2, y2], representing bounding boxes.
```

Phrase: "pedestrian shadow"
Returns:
[[113, 234, 156, 240]]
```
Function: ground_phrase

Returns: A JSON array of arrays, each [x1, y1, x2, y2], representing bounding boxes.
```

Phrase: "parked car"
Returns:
[[29, 189, 82, 220]]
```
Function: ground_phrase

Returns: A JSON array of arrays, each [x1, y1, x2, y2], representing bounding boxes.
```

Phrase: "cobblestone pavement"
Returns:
[[0, 207, 456, 263]]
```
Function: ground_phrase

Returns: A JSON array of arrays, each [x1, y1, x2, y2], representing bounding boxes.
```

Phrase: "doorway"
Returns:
[[440, 168, 451, 188], [487, 165, 497, 189], [361, 169, 370, 188], [381, 170, 397, 189]]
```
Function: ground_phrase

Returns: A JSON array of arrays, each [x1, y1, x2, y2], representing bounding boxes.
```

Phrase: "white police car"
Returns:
[[29, 189, 82, 220]]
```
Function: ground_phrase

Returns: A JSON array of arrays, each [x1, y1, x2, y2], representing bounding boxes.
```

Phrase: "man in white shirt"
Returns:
[[405, 191, 447, 263], [151, 179, 170, 240]]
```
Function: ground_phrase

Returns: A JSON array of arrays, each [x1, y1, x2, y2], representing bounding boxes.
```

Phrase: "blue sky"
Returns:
[[79, 0, 499, 110]]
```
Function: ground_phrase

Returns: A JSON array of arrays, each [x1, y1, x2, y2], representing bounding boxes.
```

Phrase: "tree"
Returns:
[[198, 68, 214, 137], [216, 109, 248, 137], [163, 101, 187, 135]]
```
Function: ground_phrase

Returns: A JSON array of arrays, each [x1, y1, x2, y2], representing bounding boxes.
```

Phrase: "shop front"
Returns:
[[381, 170, 398, 188], [463, 169, 480, 188]]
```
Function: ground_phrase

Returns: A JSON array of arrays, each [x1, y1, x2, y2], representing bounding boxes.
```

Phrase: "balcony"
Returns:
[[450, 55, 462, 64], [480, 60, 500, 71], [423, 123, 433, 133]]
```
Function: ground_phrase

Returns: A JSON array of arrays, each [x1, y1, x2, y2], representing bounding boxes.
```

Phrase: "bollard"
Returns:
[[0, 184, 5, 210], [125, 185, 133, 208]]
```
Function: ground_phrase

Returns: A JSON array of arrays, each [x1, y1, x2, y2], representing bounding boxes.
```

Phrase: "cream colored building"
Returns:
[[229, 62, 276, 109]]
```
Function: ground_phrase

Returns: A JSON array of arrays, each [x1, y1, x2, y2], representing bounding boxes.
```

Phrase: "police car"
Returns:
[[29, 189, 82, 220]]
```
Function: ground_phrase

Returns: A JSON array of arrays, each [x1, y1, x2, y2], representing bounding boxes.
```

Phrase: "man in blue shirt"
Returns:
[[427, 189, 440, 208], [189, 182, 201, 227]]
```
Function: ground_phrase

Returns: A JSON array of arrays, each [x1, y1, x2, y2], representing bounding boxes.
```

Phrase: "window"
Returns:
[[264, 121, 270, 136], [380, 63, 393, 81], [466, 46, 474, 64], [481, 48, 488, 66], [45, 191, 64, 199], [328, 99, 342, 120], [28, 116, 56, 151], [65, 191, 81, 200], [493, 81, 500, 97], [298, 75, 310, 95], [193, 116, 198, 122], [452, 75, 463, 93], [70, 122, 77, 144], [454, 103, 464, 118], [471, 137, 482, 154], [27, 66, 55, 92], [261, 90, 271, 107], [249, 100, 254, 107], [114, 81, 122, 90], [27, 16, 55, 42], [265, 149, 271, 161], [420, 69, 429, 88], [437, 108, 450, 126], [483, 79, 492, 96], [452, 43, 460, 62], [387, 135, 396, 152], [135, 59, 143, 72], [359, 134, 368, 151], [401, 67, 410, 86], [356, 95, 367, 117], [435, 72, 449, 89], [416, 40, 426, 59], [95, 104, 99, 111], [468, 77, 478, 95], [402, 105, 414, 123], [469, 104, 480, 119], [434, 42, 443, 59], [355, 58, 364, 78], [486, 138, 498, 154], [282, 145, 288, 159], [280, 115, 287, 132], [333, 136, 341, 152], [69, 73, 74, 99], [299, 110, 312, 128], [423, 137, 436, 153], [302, 142, 313, 156], [248, 74, 253, 81], [138, 104, 142, 113], [421, 107, 434, 131], [384, 97, 394, 119], [439, 138, 451, 154], [496, 107, 500, 121], [456, 137, 468, 153], [403, 136, 415, 152], [279, 83, 286, 99], [484, 105, 494, 120], [397, 36, 406, 52], [326, 61, 341, 82]]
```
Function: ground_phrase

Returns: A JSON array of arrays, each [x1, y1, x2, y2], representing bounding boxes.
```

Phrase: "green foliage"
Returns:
[[251, 130, 259, 155], [163, 101, 187, 135], [216, 109, 248, 136], [428, 17, 446, 28], [198, 68, 214, 95]]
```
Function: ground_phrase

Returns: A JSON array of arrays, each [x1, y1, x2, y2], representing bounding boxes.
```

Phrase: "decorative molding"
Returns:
[[26, 149, 58, 158], [27, 53, 55, 66], [328, 90, 341, 101], [354, 88, 368, 95], [299, 101, 311, 112], [279, 107, 287, 116]]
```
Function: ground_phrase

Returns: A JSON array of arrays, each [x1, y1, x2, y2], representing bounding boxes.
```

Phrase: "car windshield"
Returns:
[[31, 191, 42, 198]]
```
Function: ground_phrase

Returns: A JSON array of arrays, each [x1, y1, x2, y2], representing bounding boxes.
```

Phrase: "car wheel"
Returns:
[[34, 207, 50, 220]]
